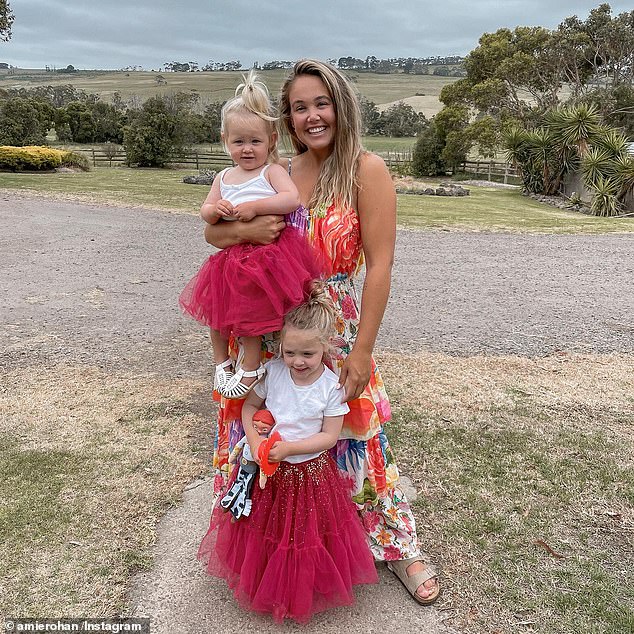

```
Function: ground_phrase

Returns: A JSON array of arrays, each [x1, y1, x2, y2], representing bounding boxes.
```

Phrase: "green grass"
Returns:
[[363, 136, 415, 153], [0, 167, 209, 213], [397, 185, 634, 233], [0, 365, 205, 616], [393, 409, 634, 634], [3, 167, 632, 234], [380, 351, 634, 634]]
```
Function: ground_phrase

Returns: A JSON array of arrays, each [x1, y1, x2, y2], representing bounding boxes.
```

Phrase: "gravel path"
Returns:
[[2, 193, 633, 377]]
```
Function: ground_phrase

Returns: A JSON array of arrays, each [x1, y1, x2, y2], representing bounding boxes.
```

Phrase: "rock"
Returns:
[[182, 170, 216, 186]]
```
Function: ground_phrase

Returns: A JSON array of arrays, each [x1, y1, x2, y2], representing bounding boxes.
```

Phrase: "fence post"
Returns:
[[92, 148, 96, 167], [195, 151, 199, 170], [504, 163, 509, 184], [488, 161, 492, 181]]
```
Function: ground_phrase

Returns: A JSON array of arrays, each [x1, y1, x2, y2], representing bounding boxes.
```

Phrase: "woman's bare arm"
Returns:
[[204, 215, 287, 249], [338, 152, 396, 402]]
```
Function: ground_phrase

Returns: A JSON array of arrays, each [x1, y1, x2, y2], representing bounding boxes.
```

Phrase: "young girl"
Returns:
[[179, 71, 319, 399], [197, 284, 378, 623]]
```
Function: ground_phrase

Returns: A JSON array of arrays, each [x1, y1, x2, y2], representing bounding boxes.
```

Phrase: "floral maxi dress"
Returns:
[[210, 199, 421, 561]]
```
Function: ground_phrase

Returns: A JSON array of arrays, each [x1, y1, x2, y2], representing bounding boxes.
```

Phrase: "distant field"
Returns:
[[0, 69, 458, 117]]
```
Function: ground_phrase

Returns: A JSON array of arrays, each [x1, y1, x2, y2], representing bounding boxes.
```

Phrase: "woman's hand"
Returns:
[[338, 347, 373, 402]]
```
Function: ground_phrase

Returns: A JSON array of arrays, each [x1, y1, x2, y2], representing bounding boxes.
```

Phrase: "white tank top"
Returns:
[[219, 165, 277, 206]]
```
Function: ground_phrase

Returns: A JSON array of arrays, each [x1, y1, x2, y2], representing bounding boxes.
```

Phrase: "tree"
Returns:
[[441, 5, 634, 130], [1, 0, 14, 41], [441, 25, 562, 124], [57, 101, 125, 143], [412, 122, 446, 177], [375, 102, 427, 137], [359, 96, 380, 135], [0, 98, 54, 145], [123, 97, 178, 167], [203, 101, 224, 143]]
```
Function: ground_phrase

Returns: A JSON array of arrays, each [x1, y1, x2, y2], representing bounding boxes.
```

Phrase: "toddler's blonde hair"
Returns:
[[221, 70, 279, 163], [282, 282, 337, 345]]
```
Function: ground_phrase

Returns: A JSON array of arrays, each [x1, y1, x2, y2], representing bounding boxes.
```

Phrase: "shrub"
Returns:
[[412, 123, 446, 177], [0, 145, 63, 171], [0, 146, 90, 171], [59, 150, 90, 171]]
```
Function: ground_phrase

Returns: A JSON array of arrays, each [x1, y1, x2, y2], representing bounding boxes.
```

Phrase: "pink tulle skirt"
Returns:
[[179, 227, 320, 337], [197, 453, 378, 624]]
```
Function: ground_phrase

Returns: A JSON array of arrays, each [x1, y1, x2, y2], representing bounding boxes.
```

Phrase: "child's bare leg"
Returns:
[[210, 329, 230, 365], [210, 329, 233, 390], [237, 336, 262, 387]]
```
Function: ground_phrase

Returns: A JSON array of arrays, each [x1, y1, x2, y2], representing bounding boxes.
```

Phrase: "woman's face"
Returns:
[[288, 75, 336, 153]]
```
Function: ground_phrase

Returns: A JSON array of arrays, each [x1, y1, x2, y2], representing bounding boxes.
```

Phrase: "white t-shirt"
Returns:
[[253, 358, 350, 463]]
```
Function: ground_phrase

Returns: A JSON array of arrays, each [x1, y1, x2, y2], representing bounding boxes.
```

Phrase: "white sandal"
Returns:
[[214, 359, 234, 392], [220, 364, 266, 400]]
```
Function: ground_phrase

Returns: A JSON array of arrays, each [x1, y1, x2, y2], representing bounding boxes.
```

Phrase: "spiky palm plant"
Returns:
[[613, 154, 634, 204], [503, 126, 528, 168], [503, 126, 543, 193], [595, 129, 630, 160], [527, 128, 558, 194], [590, 175, 622, 217], [581, 147, 616, 190], [548, 104, 600, 157]]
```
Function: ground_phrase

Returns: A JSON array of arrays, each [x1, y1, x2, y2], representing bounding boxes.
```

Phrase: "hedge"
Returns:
[[0, 146, 90, 172]]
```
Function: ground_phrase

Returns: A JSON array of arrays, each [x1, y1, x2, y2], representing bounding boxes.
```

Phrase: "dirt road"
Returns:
[[3, 193, 633, 378]]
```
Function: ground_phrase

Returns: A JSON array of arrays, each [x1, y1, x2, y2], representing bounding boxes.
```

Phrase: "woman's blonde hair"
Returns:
[[221, 70, 279, 163], [280, 59, 364, 209], [282, 282, 337, 345]]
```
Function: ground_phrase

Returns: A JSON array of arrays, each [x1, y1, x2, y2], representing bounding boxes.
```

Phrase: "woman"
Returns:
[[204, 59, 440, 605]]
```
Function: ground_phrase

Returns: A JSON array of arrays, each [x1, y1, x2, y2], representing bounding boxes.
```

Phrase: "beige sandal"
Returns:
[[386, 556, 441, 606]]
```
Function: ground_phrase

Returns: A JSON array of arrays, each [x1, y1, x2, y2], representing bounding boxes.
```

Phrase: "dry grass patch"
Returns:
[[0, 365, 210, 616], [376, 350, 634, 634]]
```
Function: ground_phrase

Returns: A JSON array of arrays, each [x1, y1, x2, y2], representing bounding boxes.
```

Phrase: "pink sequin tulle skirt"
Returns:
[[179, 227, 320, 337], [197, 453, 378, 624]]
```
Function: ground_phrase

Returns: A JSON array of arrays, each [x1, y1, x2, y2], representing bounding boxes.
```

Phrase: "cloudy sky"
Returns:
[[3, 1, 633, 70]]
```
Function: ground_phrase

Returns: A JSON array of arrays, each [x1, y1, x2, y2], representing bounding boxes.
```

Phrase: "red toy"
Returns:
[[258, 430, 282, 477]]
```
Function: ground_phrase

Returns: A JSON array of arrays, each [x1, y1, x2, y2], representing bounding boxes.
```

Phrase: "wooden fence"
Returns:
[[74, 147, 519, 185], [75, 147, 234, 169], [459, 160, 519, 183], [376, 153, 520, 183]]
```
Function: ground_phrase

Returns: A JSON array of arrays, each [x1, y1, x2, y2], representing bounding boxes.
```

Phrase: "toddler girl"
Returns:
[[197, 284, 378, 623], [179, 72, 319, 399]]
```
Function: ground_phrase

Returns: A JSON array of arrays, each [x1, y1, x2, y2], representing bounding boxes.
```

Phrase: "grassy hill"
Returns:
[[0, 69, 459, 117]]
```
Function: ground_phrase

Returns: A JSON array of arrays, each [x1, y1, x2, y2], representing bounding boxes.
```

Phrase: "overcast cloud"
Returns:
[[3, 1, 633, 70]]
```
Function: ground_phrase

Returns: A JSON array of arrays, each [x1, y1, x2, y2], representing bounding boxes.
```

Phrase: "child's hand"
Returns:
[[215, 199, 235, 218], [267, 440, 290, 463], [234, 202, 258, 222]]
